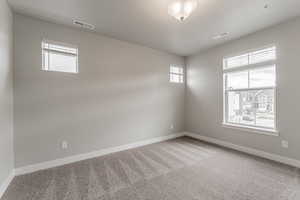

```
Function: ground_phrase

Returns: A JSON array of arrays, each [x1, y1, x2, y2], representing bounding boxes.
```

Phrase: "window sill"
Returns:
[[222, 123, 279, 137]]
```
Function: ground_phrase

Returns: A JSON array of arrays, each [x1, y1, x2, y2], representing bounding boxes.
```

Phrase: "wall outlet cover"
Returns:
[[62, 141, 68, 149], [281, 140, 289, 148]]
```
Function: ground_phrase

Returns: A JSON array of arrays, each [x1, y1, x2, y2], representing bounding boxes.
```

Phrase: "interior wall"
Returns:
[[186, 16, 300, 161], [13, 14, 185, 168], [0, 0, 14, 185]]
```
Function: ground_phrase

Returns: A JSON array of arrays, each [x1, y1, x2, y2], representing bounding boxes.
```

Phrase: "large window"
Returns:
[[42, 40, 78, 73], [223, 47, 277, 132]]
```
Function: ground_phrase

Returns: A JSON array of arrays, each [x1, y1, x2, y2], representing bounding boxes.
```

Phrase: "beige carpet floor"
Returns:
[[2, 137, 300, 200]]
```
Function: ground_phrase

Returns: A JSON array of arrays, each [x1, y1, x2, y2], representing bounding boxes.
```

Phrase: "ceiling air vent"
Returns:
[[213, 32, 229, 40], [73, 20, 95, 30]]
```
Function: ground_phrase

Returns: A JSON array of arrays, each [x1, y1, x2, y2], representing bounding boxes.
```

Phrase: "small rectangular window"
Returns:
[[170, 66, 184, 83], [42, 40, 78, 73], [223, 46, 277, 133]]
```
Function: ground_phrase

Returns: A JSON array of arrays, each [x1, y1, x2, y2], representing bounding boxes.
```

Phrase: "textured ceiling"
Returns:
[[8, 0, 300, 56]]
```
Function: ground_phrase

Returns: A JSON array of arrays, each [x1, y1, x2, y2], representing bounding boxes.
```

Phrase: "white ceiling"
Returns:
[[8, 0, 300, 56]]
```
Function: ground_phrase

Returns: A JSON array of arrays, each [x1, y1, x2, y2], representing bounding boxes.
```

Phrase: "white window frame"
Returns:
[[222, 46, 278, 135], [42, 39, 79, 73], [169, 65, 184, 83]]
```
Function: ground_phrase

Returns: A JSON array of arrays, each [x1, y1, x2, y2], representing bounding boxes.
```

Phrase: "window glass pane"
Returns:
[[226, 71, 248, 90], [48, 51, 77, 73], [170, 74, 183, 83], [43, 51, 49, 69], [250, 66, 275, 88], [170, 74, 178, 83], [227, 89, 275, 129], [170, 66, 183, 74], [43, 42, 77, 54], [224, 47, 276, 69], [249, 47, 276, 64], [255, 89, 275, 128], [225, 54, 248, 69], [179, 74, 184, 83], [228, 91, 255, 126], [49, 44, 77, 54]]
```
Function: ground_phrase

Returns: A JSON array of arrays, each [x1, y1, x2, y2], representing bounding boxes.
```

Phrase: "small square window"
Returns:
[[42, 40, 78, 73], [170, 66, 184, 83]]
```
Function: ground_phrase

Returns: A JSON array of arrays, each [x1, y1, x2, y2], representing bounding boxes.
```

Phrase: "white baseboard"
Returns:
[[0, 170, 15, 199], [15, 133, 184, 176], [184, 132, 300, 168], [12, 131, 300, 183]]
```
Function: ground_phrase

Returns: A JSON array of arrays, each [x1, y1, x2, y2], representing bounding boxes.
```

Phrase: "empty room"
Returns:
[[1, 0, 300, 199]]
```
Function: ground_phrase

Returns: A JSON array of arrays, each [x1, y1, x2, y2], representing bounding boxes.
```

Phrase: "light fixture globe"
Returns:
[[168, 0, 198, 22]]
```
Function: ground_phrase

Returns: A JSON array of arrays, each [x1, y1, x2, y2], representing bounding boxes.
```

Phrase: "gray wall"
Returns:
[[0, 0, 14, 185], [186, 16, 300, 161], [13, 15, 185, 168]]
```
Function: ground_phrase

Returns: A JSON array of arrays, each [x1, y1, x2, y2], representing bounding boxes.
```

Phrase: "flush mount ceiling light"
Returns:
[[168, 0, 198, 22]]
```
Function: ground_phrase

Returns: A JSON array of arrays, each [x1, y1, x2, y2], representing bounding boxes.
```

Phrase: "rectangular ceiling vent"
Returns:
[[213, 32, 229, 40], [73, 20, 95, 30]]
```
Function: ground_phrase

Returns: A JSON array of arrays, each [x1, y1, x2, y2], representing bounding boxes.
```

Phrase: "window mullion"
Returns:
[[248, 53, 250, 65], [48, 49, 50, 71], [226, 86, 275, 92], [248, 70, 250, 89], [224, 90, 229, 124], [43, 48, 77, 57]]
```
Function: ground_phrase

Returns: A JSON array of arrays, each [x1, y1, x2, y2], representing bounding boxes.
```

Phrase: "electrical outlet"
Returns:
[[170, 124, 174, 130], [281, 140, 289, 149], [61, 141, 68, 150]]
